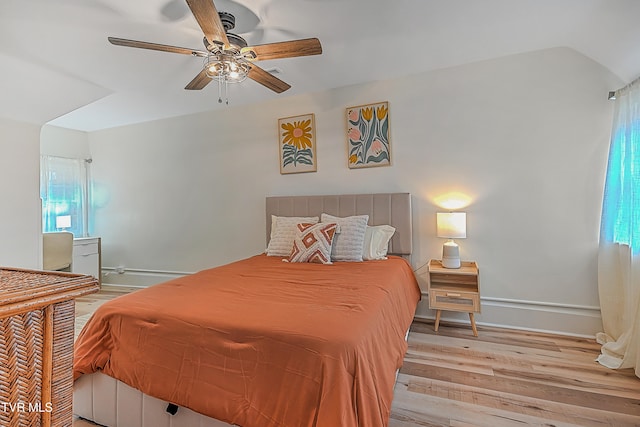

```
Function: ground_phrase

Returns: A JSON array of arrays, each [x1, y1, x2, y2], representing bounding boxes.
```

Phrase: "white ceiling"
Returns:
[[2, 0, 639, 132]]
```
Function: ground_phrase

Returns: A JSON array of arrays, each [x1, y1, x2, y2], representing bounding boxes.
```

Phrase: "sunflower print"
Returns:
[[281, 119, 313, 150], [279, 115, 316, 173]]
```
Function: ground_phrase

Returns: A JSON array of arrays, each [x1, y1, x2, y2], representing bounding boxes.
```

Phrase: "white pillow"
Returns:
[[321, 213, 369, 262], [362, 225, 396, 260], [267, 216, 319, 256]]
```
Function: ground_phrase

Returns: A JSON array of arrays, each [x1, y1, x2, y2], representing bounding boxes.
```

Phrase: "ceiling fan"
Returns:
[[108, 0, 322, 104]]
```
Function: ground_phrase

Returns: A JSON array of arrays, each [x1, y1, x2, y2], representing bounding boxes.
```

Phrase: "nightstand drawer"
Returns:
[[429, 289, 480, 312], [430, 273, 477, 286]]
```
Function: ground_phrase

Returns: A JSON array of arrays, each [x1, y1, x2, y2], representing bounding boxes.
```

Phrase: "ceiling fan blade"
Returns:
[[241, 38, 322, 61], [185, 68, 212, 90], [108, 37, 207, 57], [247, 64, 291, 93], [185, 0, 230, 48]]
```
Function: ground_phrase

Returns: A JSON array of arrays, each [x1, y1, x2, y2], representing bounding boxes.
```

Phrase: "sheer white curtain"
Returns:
[[40, 155, 90, 237], [597, 79, 640, 377]]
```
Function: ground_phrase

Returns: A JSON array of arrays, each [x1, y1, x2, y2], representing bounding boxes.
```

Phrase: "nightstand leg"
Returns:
[[434, 310, 442, 332], [469, 313, 478, 337]]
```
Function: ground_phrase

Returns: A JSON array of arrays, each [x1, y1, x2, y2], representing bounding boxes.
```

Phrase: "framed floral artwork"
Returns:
[[346, 101, 391, 168], [278, 113, 317, 174]]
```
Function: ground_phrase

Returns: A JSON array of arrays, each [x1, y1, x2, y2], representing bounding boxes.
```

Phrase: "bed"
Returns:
[[73, 193, 420, 427]]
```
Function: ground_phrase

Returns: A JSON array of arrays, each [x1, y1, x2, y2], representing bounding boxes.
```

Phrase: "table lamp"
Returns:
[[436, 212, 466, 268], [56, 215, 71, 231]]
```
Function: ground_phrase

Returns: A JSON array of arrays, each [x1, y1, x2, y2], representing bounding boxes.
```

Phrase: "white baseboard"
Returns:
[[101, 267, 192, 287], [414, 296, 602, 338]]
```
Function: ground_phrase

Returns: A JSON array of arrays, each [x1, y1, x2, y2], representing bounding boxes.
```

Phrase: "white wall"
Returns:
[[87, 47, 620, 336], [0, 117, 42, 268], [40, 124, 91, 158]]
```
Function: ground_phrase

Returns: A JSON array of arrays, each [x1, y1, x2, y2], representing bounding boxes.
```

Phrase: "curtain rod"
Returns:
[[41, 154, 92, 163], [609, 74, 640, 100]]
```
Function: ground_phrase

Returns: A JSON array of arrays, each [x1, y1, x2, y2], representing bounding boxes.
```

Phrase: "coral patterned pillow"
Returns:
[[287, 223, 338, 264]]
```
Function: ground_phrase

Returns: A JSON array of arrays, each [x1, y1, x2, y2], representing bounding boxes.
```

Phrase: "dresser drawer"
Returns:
[[74, 242, 98, 256], [73, 238, 101, 285], [429, 289, 480, 313]]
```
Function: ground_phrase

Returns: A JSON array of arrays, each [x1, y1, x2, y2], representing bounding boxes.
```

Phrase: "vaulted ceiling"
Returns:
[[2, 0, 639, 131]]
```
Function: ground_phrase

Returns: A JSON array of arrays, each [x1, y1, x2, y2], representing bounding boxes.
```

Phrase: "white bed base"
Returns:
[[73, 328, 410, 427], [74, 372, 232, 427]]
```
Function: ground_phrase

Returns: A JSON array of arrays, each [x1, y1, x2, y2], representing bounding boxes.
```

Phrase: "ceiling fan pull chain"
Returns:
[[216, 75, 230, 105]]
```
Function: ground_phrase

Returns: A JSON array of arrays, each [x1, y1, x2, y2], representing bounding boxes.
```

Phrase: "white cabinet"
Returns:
[[73, 237, 101, 285]]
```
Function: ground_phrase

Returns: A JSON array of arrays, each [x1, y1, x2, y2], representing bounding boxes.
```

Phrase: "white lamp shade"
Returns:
[[436, 212, 466, 239], [56, 215, 71, 229]]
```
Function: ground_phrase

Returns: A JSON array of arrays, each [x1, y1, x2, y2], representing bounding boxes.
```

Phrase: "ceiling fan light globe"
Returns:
[[204, 51, 249, 82]]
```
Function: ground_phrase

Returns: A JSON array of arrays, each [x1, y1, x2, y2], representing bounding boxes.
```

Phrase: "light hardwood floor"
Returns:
[[74, 286, 640, 427]]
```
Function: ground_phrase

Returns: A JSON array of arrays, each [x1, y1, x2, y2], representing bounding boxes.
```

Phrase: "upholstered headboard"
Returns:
[[266, 193, 412, 255]]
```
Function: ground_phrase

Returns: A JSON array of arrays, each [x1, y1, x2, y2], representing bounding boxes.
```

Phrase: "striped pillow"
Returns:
[[287, 223, 338, 264], [321, 213, 369, 262]]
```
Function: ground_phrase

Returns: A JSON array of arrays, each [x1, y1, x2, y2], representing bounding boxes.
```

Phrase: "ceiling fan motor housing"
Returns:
[[218, 12, 235, 31], [226, 33, 248, 50], [204, 12, 248, 51]]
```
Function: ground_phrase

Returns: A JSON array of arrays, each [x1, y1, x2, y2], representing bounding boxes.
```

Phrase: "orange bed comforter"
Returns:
[[74, 254, 420, 427]]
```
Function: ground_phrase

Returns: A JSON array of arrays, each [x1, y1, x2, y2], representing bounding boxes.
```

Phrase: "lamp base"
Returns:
[[441, 240, 461, 269]]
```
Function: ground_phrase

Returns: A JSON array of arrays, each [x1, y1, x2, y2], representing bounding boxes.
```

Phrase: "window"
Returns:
[[40, 156, 91, 237], [600, 90, 640, 255]]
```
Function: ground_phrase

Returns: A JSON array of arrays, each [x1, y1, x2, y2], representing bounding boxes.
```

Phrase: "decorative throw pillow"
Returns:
[[362, 225, 396, 260], [321, 213, 369, 262], [267, 216, 319, 256], [287, 222, 338, 264]]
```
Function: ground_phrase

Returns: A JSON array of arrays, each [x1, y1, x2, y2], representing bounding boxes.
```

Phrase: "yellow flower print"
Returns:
[[349, 154, 358, 164], [362, 107, 373, 121], [376, 104, 388, 121], [281, 119, 313, 150]]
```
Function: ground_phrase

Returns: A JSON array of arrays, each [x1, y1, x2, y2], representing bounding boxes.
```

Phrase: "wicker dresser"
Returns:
[[0, 267, 99, 427]]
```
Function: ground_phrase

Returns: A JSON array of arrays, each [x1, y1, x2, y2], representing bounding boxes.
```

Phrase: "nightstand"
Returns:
[[427, 259, 480, 336]]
